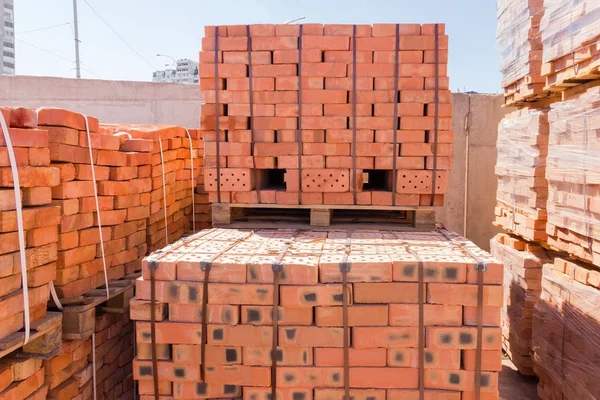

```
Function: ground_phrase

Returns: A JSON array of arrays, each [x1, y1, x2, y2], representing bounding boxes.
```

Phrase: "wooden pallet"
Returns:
[[0, 312, 63, 360], [50, 273, 139, 340], [211, 203, 437, 230]]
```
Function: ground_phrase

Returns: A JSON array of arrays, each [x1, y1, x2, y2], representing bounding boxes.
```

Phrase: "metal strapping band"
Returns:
[[215, 27, 222, 203], [391, 23, 400, 206], [147, 257, 160, 400], [430, 23, 440, 206], [270, 233, 300, 400], [405, 247, 425, 399], [247, 24, 261, 204], [340, 235, 352, 400], [297, 25, 304, 204], [352, 24, 358, 205]]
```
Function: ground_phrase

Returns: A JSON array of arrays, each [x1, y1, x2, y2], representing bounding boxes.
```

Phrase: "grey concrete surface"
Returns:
[[438, 93, 509, 250], [0, 75, 202, 127]]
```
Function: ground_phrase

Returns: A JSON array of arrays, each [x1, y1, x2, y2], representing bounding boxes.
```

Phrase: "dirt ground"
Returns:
[[499, 359, 539, 399]]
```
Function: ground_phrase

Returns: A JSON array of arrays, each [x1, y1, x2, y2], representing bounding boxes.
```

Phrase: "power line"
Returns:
[[82, 0, 157, 70], [16, 38, 74, 64], [16, 22, 72, 35]]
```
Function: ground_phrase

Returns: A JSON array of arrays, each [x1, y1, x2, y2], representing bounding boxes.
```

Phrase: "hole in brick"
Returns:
[[258, 169, 286, 190], [363, 170, 393, 192]]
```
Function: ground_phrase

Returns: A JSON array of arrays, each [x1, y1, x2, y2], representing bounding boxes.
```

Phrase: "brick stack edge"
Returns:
[[199, 23, 452, 206], [0, 107, 57, 344], [496, 0, 600, 397], [0, 106, 209, 400], [131, 228, 503, 400]]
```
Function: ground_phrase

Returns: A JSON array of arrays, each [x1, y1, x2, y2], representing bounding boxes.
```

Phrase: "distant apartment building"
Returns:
[[152, 58, 198, 84], [0, 0, 15, 75]]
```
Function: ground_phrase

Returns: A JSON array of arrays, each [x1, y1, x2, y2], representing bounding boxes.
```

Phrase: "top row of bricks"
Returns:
[[205, 24, 446, 38]]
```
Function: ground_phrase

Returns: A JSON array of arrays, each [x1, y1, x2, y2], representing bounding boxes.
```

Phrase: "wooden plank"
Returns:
[[310, 209, 331, 227], [0, 313, 62, 359]]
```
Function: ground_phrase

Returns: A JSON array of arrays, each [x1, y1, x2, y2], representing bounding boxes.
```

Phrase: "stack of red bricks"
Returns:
[[540, 0, 600, 90], [99, 124, 195, 253], [494, 107, 549, 242], [188, 129, 211, 231], [490, 233, 551, 375], [532, 257, 600, 400], [0, 358, 47, 399], [131, 228, 503, 400], [0, 107, 59, 343], [496, 0, 545, 106], [41, 108, 153, 300], [43, 337, 92, 399], [42, 310, 135, 400], [200, 23, 452, 207], [545, 86, 600, 267]]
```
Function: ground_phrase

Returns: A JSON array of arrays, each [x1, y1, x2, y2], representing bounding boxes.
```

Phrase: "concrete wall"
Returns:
[[0, 76, 506, 248], [0, 75, 202, 128], [438, 93, 508, 250]]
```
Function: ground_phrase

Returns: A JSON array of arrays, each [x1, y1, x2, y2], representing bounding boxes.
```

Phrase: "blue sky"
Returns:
[[14, 0, 500, 93]]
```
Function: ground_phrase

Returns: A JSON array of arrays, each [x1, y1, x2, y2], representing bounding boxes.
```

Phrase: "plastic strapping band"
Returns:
[[0, 111, 30, 344], [437, 229, 486, 399], [184, 128, 196, 233], [92, 333, 97, 400], [391, 23, 400, 206], [199, 231, 255, 382], [582, 116, 593, 254], [215, 26, 222, 203], [84, 115, 110, 301], [297, 24, 304, 204], [148, 258, 160, 400], [158, 135, 169, 246], [270, 233, 299, 399], [340, 235, 352, 400], [430, 23, 440, 206], [246, 24, 261, 204], [352, 24, 358, 205]]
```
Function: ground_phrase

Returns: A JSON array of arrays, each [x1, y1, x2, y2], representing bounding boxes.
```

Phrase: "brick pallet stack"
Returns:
[[545, 87, 600, 267], [188, 129, 211, 231], [200, 23, 452, 207], [540, 0, 600, 90], [0, 107, 59, 343], [131, 228, 503, 400], [0, 358, 47, 399], [532, 258, 600, 400], [99, 124, 194, 253], [43, 338, 92, 399], [496, 0, 545, 106], [494, 107, 549, 242], [490, 233, 552, 375], [40, 108, 152, 299]]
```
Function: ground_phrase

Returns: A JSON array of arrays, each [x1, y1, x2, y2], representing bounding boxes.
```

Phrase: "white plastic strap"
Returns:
[[49, 282, 63, 310], [92, 332, 97, 400], [158, 135, 169, 246], [83, 115, 109, 301], [113, 131, 132, 139], [0, 111, 31, 344], [184, 128, 195, 233]]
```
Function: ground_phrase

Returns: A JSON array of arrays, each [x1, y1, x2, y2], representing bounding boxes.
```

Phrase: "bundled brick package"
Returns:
[[188, 129, 211, 231], [131, 227, 503, 400], [545, 87, 600, 267], [532, 258, 600, 400], [490, 233, 551, 375], [540, 0, 600, 90], [99, 124, 196, 253], [496, 0, 545, 105], [494, 107, 549, 241], [0, 107, 59, 343], [200, 23, 452, 207]]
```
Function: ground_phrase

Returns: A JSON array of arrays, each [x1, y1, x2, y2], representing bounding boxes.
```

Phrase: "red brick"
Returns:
[[387, 349, 461, 369], [243, 346, 313, 366], [227, 77, 275, 91], [276, 76, 324, 90], [252, 37, 298, 51], [277, 367, 343, 388], [425, 370, 498, 392], [375, 77, 425, 90], [351, 367, 418, 389], [274, 49, 322, 63], [303, 143, 350, 155], [325, 156, 373, 169], [401, 90, 452, 103], [314, 348, 386, 367], [323, 104, 372, 116], [241, 306, 313, 326], [2, 128, 48, 148], [463, 306, 501, 327], [245, 387, 312, 400], [199, 63, 247, 78], [228, 104, 275, 117], [275, 24, 323, 36], [427, 327, 502, 350], [400, 143, 453, 157], [253, 64, 297, 77], [38, 108, 99, 131], [353, 282, 419, 303], [388, 390, 461, 400], [315, 305, 388, 326], [427, 284, 503, 307], [302, 90, 347, 104], [324, 24, 372, 36], [374, 103, 424, 117], [168, 303, 239, 324], [172, 381, 241, 398], [275, 104, 323, 117], [302, 63, 347, 77], [325, 77, 373, 90], [135, 321, 203, 344], [223, 51, 271, 64], [463, 350, 503, 371], [372, 24, 421, 36], [201, 36, 247, 51], [389, 304, 462, 326], [208, 325, 272, 346], [280, 285, 351, 307], [353, 327, 418, 348], [324, 51, 373, 63], [375, 130, 425, 143]]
